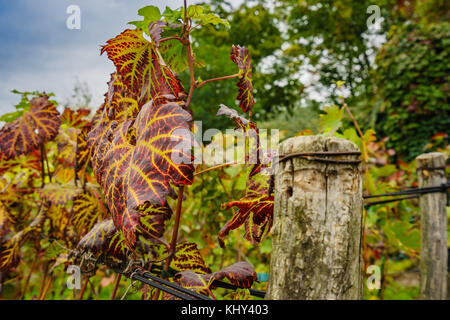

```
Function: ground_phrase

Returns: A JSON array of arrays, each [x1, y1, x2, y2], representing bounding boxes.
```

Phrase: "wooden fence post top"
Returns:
[[268, 135, 363, 300], [416, 152, 447, 171], [280, 135, 360, 155]]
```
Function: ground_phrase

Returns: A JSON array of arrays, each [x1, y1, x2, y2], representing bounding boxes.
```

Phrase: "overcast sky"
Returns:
[[0, 0, 243, 115]]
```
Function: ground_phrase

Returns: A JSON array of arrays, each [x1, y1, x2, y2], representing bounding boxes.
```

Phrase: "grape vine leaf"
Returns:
[[319, 104, 345, 135], [168, 242, 211, 274], [60, 108, 90, 129], [100, 29, 184, 102], [37, 183, 83, 206], [0, 208, 45, 271], [219, 180, 273, 247], [104, 100, 194, 246], [88, 95, 194, 247], [148, 21, 167, 48], [72, 189, 105, 235], [230, 45, 255, 116], [77, 218, 128, 260], [0, 95, 60, 159], [174, 261, 257, 294]]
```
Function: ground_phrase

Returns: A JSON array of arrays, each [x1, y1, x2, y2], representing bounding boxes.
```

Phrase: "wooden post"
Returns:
[[266, 136, 363, 300], [416, 152, 447, 300]]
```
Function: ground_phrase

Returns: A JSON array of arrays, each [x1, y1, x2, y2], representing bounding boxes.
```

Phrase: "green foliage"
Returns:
[[279, 0, 398, 102], [374, 21, 450, 160]]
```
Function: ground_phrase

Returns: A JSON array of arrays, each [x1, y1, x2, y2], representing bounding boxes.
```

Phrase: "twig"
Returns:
[[110, 273, 122, 300], [194, 161, 241, 176], [20, 253, 39, 299], [78, 277, 89, 300], [159, 36, 184, 44], [196, 73, 240, 88], [40, 143, 45, 187], [164, 186, 185, 272], [39, 276, 53, 300]]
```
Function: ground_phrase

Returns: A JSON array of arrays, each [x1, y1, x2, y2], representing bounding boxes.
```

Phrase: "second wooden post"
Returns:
[[416, 152, 447, 300]]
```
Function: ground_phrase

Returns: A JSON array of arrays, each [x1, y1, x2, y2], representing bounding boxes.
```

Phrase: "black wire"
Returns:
[[365, 195, 419, 207], [363, 184, 448, 199], [140, 271, 213, 300], [150, 264, 267, 299], [131, 273, 197, 300]]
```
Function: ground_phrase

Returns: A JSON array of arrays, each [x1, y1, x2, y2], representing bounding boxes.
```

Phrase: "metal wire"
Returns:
[[364, 183, 449, 207], [131, 273, 201, 300], [150, 264, 266, 299], [140, 271, 213, 300]]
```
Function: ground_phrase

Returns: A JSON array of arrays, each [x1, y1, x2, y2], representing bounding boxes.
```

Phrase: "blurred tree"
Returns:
[[182, 1, 289, 129], [277, 0, 398, 104], [372, 0, 450, 160], [63, 80, 92, 110]]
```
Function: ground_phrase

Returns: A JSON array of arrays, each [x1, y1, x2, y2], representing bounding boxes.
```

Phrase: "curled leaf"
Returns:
[[219, 181, 273, 247], [77, 218, 128, 260], [230, 46, 255, 115], [148, 21, 167, 48]]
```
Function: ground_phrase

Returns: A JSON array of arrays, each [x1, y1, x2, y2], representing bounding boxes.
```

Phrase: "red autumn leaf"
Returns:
[[88, 93, 194, 247], [101, 29, 184, 102], [0, 149, 41, 176], [230, 45, 255, 116], [77, 218, 128, 260], [219, 181, 273, 247], [174, 261, 257, 293], [0, 95, 60, 159], [55, 127, 78, 167], [60, 107, 90, 129], [216, 104, 262, 168], [103, 100, 194, 246], [167, 242, 211, 274]]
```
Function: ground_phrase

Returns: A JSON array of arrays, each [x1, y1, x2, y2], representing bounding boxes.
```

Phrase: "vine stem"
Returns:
[[164, 186, 185, 272], [40, 143, 45, 187], [185, 41, 196, 107], [42, 143, 52, 183], [196, 73, 240, 88], [194, 161, 241, 176], [159, 36, 184, 43], [39, 276, 53, 300], [78, 277, 89, 300], [110, 274, 122, 300], [20, 253, 39, 300]]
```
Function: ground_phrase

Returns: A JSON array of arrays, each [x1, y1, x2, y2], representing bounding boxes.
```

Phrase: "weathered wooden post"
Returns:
[[416, 152, 447, 300], [266, 136, 363, 300]]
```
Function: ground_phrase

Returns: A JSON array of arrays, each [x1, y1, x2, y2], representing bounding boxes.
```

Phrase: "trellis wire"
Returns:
[[364, 183, 449, 207]]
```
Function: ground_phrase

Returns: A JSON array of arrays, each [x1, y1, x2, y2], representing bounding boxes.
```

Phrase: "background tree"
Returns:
[[371, 1, 450, 160]]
